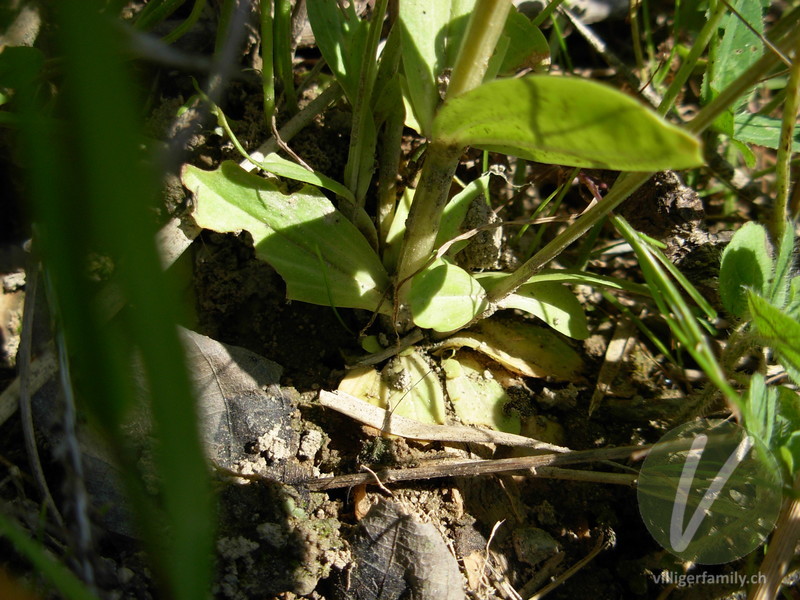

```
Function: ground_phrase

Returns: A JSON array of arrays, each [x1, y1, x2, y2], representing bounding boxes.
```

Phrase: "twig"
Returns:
[[301, 443, 651, 491], [361, 465, 394, 496], [243, 81, 343, 172], [269, 113, 313, 171], [352, 328, 424, 366], [18, 257, 63, 529]]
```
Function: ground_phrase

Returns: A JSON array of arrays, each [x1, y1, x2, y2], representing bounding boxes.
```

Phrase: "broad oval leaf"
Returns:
[[474, 272, 590, 339], [720, 222, 773, 317], [338, 350, 446, 425], [409, 259, 487, 332], [498, 282, 589, 340], [437, 316, 585, 381], [433, 75, 704, 171], [182, 161, 390, 313], [442, 353, 521, 434]]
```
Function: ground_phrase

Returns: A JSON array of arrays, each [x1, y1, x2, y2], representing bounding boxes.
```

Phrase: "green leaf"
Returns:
[[475, 274, 588, 339], [182, 161, 390, 313], [0, 46, 44, 90], [733, 113, 800, 152], [399, 0, 476, 135], [306, 0, 369, 102], [743, 373, 776, 450], [499, 282, 589, 340], [703, 0, 765, 131], [478, 269, 651, 296], [749, 291, 800, 385], [780, 433, 800, 476], [787, 276, 800, 319], [339, 351, 446, 424], [708, 0, 765, 104], [442, 353, 521, 434], [719, 222, 773, 317], [496, 9, 549, 74], [435, 173, 491, 250], [437, 316, 585, 381], [382, 186, 413, 271], [433, 76, 704, 171], [258, 152, 356, 205], [409, 258, 487, 332]]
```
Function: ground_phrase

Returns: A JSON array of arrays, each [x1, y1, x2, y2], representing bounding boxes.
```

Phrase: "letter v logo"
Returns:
[[638, 419, 782, 564], [669, 433, 754, 552]]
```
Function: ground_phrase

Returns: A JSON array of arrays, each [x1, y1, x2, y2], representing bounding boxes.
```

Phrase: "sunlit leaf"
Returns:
[[442, 353, 521, 434], [182, 161, 390, 313], [437, 316, 584, 381], [399, 0, 476, 135], [720, 222, 772, 317], [338, 350, 446, 425], [476, 274, 589, 339], [433, 76, 704, 171], [409, 258, 487, 332]]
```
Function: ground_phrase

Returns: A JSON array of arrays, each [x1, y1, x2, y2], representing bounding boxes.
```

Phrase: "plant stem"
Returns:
[[376, 97, 405, 248], [274, 0, 297, 112], [260, 0, 275, 125], [395, 140, 463, 287], [774, 33, 800, 237], [447, 0, 512, 99], [394, 0, 510, 320], [530, 0, 566, 28]]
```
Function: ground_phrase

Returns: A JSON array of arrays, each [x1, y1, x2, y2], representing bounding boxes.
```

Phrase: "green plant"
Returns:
[[718, 220, 800, 476], [181, 0, 799, 425], [183, 0, 697, 328]]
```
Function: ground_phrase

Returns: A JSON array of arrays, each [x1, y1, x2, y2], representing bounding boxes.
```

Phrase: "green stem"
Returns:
[[447, 0, 512, 99], [376, 99, 405, 248], [530, 0, 566, 28], [260, 0, 275, 125], [629, 0, 645, 75], [394, 0, 511, 320], [774, 34, 800, 236], [163, 0, 207, 44], [396, 141, 463, 288], [487, 171, 649, 303]]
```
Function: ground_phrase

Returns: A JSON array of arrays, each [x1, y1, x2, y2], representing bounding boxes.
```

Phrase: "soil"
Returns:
[[0, 3, 791, 600]]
